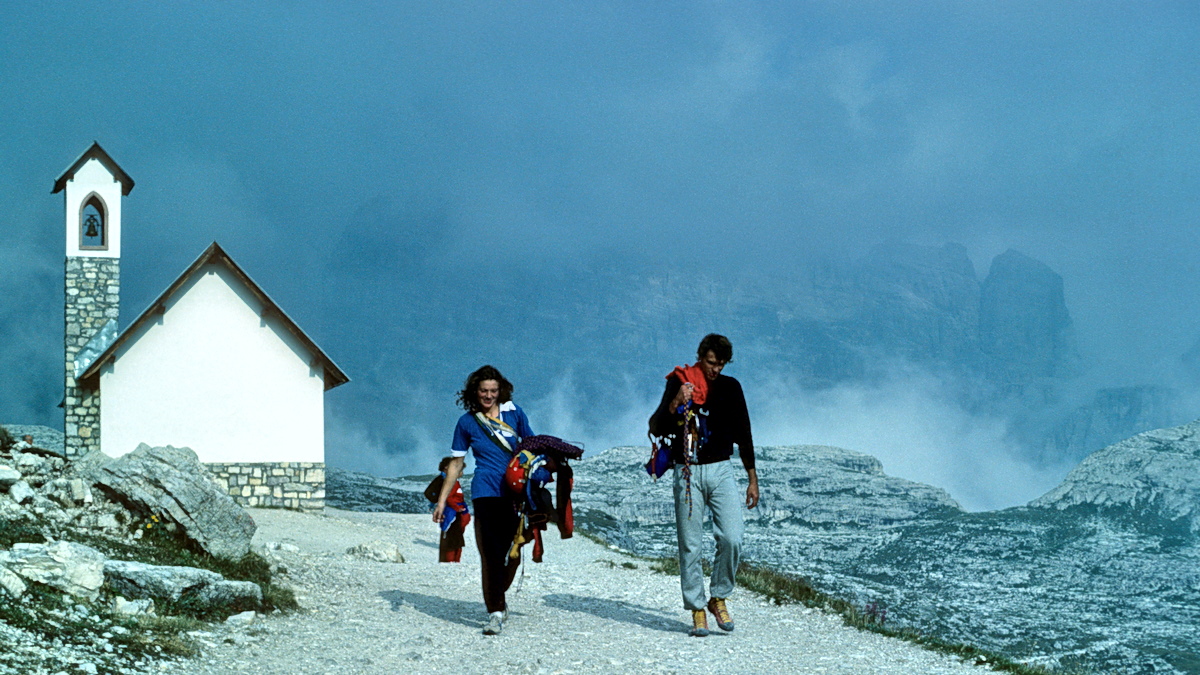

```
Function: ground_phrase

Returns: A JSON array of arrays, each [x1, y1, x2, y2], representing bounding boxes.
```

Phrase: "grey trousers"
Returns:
[[673, 460, 744, 611]]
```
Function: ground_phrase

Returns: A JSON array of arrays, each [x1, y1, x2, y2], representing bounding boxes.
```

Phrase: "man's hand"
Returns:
[[745, 468, 759, 509], [432, 501, 446, 524], [671, 382, 695, 410]]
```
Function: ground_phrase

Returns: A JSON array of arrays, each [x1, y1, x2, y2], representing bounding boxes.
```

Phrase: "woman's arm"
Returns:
[[433, 456, 466, 524]]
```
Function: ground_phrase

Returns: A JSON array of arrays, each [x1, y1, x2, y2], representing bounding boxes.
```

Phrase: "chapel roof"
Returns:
[[79, 242, 350, 390], [52, 142, 136, 195]]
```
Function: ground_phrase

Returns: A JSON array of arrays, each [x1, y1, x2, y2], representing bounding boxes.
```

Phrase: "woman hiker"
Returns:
[[434, 365, 534, 636], [424, 457, 471, 563]]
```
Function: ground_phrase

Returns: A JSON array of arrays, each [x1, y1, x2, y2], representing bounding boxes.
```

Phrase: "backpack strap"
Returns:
[[473, 412, 516, 454]]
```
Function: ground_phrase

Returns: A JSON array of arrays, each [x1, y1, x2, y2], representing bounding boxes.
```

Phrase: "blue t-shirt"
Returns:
[[450, 402, 534, 500]]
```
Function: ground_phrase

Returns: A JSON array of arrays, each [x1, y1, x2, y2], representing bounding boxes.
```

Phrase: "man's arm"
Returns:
[[649, 377, 686, 437], [733, 378, 758, 508]]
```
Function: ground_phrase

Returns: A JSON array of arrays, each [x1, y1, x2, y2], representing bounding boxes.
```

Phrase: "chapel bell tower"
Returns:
[[53, 142, 134, 458]]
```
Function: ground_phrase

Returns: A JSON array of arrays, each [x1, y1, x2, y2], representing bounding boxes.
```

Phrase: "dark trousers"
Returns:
[[473, 496, 521, 613]]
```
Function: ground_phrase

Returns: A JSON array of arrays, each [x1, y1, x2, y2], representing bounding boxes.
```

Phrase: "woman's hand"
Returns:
[[671, 382, 695, 410], [433, 456, 466, 524]]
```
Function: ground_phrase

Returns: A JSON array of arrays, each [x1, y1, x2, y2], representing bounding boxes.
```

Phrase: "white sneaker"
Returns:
[[483, 611, 504, 635]]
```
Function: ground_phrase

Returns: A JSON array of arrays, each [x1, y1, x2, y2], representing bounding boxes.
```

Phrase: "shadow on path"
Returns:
[[541, 593, 690, 634], [380, 590, 482, 628]]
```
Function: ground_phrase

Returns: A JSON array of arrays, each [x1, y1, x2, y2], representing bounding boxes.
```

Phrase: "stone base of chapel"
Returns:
[[205, 462, 325, 512]]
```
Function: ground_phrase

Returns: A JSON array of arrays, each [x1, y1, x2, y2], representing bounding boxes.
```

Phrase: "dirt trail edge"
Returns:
[[176, 508, 994, 675]]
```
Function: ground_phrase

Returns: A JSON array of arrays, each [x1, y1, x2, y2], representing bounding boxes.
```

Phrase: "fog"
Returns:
[[3, 4, 1200, 511]]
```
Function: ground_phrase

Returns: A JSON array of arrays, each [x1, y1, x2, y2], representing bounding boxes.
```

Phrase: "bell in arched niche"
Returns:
[[81, 196, 106, 249]]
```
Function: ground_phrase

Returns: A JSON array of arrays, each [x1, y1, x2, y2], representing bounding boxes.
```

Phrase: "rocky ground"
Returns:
[[176, 507, 997, 675]]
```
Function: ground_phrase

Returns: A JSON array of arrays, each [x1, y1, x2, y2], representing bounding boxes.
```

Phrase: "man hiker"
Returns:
[[650, 333, 758, 636]]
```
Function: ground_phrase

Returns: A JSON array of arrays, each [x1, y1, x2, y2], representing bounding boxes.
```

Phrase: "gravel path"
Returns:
[[178, 508, 995, 675]]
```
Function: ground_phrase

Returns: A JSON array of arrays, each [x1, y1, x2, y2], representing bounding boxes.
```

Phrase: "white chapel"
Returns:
[[57, 142, 348, 510]]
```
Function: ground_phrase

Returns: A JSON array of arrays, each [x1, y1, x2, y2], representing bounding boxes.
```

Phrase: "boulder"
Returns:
[[112, 596, 156, 616], [189, 580, 263, 612], [345, 540, 405, 563], [103, 560, 261, 614], [0, 465, 20, 487], [45, 478, 79, 508], [67, 449, 114, 482], [73, 508, 122, 532], [103, 560, 223, 601], [13, 452, 48, 475], [91, 444, 256, 559], [8, 480, 35, 505], [225, 610, 257, 627], [0, 541, 106, 600]]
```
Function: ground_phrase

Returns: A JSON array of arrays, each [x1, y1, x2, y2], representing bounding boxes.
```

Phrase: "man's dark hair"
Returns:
[[456, 364, 514, 412], [697, 333, 733, 363]]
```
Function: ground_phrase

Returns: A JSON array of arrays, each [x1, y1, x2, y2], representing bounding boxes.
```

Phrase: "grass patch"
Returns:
[[109, 615, 205, 658], [0, 518, 47, 549], [593, 559, 640, 570]]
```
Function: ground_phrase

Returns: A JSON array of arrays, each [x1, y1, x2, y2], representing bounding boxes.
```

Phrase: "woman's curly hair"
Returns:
[[456, 365, 514, 412]]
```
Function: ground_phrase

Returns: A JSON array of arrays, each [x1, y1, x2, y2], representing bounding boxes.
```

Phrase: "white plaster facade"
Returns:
[[96, 261, 330, 463], [63, 157, 124, 258]]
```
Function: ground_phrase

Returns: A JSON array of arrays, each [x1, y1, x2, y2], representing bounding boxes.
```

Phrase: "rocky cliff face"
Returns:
[[1040, 385, 1184, 463], [325, 467, 450, 514], [979, 250, 1078, 383]]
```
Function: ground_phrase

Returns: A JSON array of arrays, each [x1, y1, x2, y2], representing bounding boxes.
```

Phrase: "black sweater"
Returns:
[[650, 374, 755, 470]]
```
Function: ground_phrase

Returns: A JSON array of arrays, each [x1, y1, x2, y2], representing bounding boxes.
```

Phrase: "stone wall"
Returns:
[[204, 462, 325, 512], [65, 257, 119, 459]]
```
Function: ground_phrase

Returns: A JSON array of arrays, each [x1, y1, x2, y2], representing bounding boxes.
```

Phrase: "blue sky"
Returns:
[[3, 3, 1199, 498]]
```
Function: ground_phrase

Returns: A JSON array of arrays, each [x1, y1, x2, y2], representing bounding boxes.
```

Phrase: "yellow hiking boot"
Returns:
[[708, 597, 734, 632]]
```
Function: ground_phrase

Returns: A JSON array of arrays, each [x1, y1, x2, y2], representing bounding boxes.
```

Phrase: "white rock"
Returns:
[[0, 465, 20, 487], [103, 560, 222, 601], [345, 540, 405, 563], [225, 610, 257, 627], [113, 596, 156, 615], [13, 452, 48, 475], [0, 540, 105, 600], [8, 480, 35, 505]]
